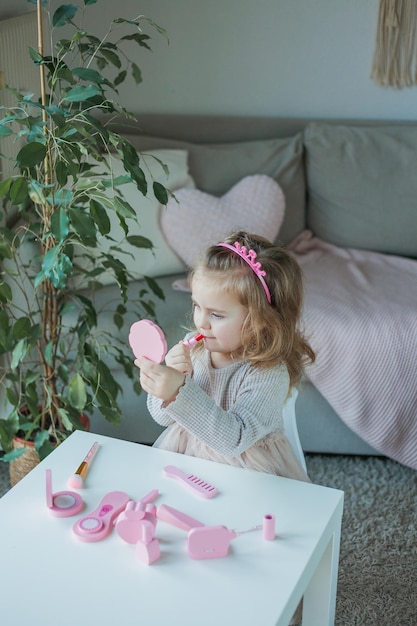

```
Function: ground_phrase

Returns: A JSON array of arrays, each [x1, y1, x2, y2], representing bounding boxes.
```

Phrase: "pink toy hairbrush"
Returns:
[[129, 319, 167, 363], [163, 465, 218, 498]]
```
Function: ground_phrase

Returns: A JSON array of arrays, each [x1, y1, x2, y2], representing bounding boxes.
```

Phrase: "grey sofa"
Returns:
[[88, 115, 417, 458]]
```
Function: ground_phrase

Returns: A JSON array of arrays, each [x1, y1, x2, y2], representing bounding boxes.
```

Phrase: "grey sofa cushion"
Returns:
[[304, 122, 417, 258], [124, 133, 305, 245]]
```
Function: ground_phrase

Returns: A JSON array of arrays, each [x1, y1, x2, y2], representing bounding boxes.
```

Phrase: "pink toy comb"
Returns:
[[163, 465, 218, 499]]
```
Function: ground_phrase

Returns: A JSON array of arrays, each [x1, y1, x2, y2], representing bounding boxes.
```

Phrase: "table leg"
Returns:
[[301, 524, 342, 626]]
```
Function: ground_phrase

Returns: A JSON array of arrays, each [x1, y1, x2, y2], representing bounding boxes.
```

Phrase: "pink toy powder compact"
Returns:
[[129, 319, 168, 363]]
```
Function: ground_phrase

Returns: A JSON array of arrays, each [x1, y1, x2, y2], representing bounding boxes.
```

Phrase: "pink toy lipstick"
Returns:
[[182, 333, 204, 349]]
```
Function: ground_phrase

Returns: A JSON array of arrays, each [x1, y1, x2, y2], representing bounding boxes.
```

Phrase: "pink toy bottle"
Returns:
[[136, 520, 160, 565]]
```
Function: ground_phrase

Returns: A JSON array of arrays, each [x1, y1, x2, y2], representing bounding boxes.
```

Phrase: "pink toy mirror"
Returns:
[[45, 469, 84, 518], [129, 319, 168, 363]]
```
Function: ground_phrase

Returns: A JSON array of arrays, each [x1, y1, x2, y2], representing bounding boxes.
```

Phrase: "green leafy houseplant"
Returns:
[[0, 0, 169, 469]]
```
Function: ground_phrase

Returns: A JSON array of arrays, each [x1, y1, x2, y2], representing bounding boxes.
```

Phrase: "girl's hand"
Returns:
[[136, 357, 186, 403], [165, 341, 193, 376]]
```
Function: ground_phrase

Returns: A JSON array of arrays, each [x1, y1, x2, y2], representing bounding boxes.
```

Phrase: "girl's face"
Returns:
[[191, 273, 248, 368]]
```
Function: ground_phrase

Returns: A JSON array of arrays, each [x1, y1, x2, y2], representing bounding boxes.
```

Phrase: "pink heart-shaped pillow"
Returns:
[[160, 175, 285, 267]]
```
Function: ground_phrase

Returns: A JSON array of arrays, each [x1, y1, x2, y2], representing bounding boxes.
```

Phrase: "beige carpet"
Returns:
[[1, 453, 416, 624]]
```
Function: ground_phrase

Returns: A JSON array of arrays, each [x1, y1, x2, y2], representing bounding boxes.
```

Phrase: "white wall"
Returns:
[[1, 0, 416, 120], [75, 0, 417, 120]]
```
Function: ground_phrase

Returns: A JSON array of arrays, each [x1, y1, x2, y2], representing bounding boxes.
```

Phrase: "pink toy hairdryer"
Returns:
[[156, 504, 259, 560]]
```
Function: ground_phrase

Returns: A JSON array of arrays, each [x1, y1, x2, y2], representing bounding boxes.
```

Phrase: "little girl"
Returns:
[[137, 230, 315, 482]]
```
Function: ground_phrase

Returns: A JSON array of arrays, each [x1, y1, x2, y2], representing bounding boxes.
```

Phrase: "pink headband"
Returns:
[[217, 241, 271, 303]]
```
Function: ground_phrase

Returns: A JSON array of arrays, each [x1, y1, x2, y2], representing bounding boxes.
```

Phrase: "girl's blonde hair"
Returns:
[[189, 230, 315, 386]]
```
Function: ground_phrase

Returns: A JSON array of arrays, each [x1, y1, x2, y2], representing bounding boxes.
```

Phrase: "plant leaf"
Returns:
[[37, 247, 73, 289], [0, 177, 12, 197], [52, 4, 78, 28], [63, 85, 101, 102], [69, 208, 97, 244], [114, 70, 127, 87], [0, 125, 13, 138], [51, 207, 70, 241], [2, 447, 27, 462], [28, 46, 44, 65], [16, 142, 46, 168], [12, 317, 32, 340], [11, 339, 28, 370], [90, 199, 111, 235], [113, 196, 136, 219], [144, 275, 165, 301], [57, 408, 73, 431], [55, 160, 68, 186], [67, 373, 87, 411], [131, 62, 142, 85], [44, 341, 54, 367], [0, 281, 12, 303], [126, 235, 153, 250], [71, 67, 105, 84], [153, 181, 168, 205], [10, 177, 29, 205], [100, 48, 121, 69]]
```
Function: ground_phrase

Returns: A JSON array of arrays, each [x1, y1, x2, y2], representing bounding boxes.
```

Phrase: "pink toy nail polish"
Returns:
[[263, 514, 275, 541]]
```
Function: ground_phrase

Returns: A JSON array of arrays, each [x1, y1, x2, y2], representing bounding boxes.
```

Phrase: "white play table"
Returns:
[[0, 431, 343, 625]]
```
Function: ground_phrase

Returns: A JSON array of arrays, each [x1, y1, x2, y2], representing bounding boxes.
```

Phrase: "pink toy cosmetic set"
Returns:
[[45, 443, 276, 565], [43, 322, 276, 564]]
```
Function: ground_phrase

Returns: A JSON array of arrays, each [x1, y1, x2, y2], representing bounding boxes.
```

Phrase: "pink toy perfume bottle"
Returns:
[[136, 520, 160, 565], [115, 489, 159, 544]]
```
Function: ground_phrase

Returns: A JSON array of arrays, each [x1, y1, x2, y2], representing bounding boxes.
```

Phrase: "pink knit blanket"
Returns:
[[288, 231, 417, 470]]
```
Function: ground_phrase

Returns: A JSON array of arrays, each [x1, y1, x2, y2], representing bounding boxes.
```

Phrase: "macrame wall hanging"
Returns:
[[371, 0, 417, 87]]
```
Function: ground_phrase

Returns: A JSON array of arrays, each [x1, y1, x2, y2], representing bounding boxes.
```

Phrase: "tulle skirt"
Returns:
[[154, 424, 310, 483]]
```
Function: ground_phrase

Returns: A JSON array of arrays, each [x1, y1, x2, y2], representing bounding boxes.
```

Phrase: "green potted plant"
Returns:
[[0, 0, 169, 483]]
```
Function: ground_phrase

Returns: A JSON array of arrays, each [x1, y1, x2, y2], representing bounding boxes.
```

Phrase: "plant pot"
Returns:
[[9, 415, 91, 487], [9, 436, 40, 487]]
